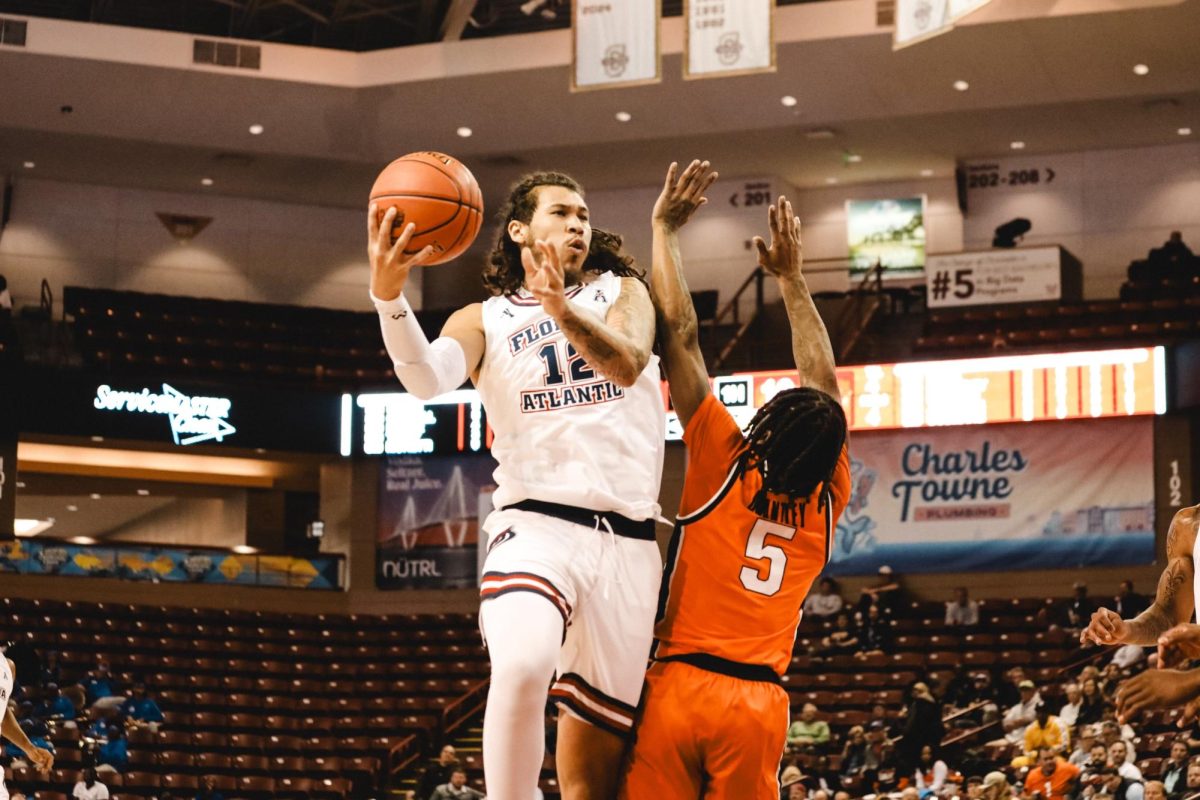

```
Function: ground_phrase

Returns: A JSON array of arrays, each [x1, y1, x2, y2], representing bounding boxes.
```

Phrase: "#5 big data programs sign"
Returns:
[[685, 0, 774, 79], [926, 246, 1064, 308], [573, 0, 660, 91]]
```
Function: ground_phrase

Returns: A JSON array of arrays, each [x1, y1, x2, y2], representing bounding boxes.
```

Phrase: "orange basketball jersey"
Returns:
[[653, 394, 851, 676]]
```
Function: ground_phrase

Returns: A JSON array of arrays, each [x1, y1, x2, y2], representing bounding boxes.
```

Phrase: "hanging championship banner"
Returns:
[[894, 0, 992, 48], [572, 0, 661, 91], [684, 0, 774, 80]]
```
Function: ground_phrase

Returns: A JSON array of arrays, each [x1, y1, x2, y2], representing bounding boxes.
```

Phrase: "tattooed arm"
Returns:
[[1082, 505, 1198, 647]]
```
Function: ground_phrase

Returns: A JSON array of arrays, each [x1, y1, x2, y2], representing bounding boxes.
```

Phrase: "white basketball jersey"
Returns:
[[0, 656, 10, 799], [477, 271, 665, 520]]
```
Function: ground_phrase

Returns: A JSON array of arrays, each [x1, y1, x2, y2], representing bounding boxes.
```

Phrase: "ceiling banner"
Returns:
[[684, 0, 775, 80], [572, 0, 661, 92], [893, 0, 992, 49]]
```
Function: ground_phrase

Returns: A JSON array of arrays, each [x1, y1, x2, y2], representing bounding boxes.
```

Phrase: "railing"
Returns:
[[387, 734, 422, 788], [835, 260, 886, 362], [388, 678, 490, 790], [712, 266, 766, 370]]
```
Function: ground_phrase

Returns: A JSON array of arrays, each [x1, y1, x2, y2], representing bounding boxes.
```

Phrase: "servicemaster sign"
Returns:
[[93, 383, 236, 445]]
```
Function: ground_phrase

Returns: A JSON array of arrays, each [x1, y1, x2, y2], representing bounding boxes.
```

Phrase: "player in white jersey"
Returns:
[[0, 645, 55, 800], [368, 171, 663, 800]]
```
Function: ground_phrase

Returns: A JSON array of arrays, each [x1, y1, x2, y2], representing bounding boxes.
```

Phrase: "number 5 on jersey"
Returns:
[[740, 519, 797, 597]]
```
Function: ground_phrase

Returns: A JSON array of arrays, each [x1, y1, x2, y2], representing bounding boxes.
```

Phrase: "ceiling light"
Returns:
[[201, 178, 214, 186], [233, 545, 258, 554], [953, 80, 970, 92], [1179, 127, 1193, 136], [1010, 141, 1026, 150], [781, 95, 798, 107], [14, 519, 54, 537], [66, 504, 79, 512], [845, 153, 863, 163], [71, 536, 97, 545], [90, 436, 104, 442], [1133, 64, 1149, 76], [825, 177, 839, 185], [456, 126, 473, 138], [90, 493, 102, 500], [614, 111, 632, 122], [248, 124, 264, 135], [23, 161, 35, 169], [805, 129, 836, 140], [137, 489, 150, 496], [920, 169, 934, 177]]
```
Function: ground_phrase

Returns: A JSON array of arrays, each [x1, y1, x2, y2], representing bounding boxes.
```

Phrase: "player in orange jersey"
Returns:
[[619, 160, 850, 800]]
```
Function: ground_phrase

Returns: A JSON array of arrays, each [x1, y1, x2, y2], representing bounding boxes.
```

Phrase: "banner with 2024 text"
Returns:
[[572, 0, 660, 91], [685, 0, 774, 79], [827, 417, 1155, 575]]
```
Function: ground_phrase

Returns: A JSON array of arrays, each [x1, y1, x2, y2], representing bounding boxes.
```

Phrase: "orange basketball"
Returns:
[[369, 152, 484, 265]]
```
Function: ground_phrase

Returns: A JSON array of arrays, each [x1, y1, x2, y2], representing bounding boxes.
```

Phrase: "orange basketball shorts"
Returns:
[[619, 659, 790, 800]]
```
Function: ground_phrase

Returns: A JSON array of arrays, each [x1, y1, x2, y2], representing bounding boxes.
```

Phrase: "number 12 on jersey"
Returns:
[[740, 519, 797, 597], [537, 341, 597, 386]]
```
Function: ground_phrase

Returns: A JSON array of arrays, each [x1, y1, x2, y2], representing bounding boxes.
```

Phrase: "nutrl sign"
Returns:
[[93, 383, 236, 446]]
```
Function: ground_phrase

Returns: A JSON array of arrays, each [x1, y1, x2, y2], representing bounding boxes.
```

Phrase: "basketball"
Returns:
[[369, 151, 484, 265]]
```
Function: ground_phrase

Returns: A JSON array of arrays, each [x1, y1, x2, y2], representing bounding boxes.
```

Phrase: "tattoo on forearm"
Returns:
[[1129, 559, 1189, 641]]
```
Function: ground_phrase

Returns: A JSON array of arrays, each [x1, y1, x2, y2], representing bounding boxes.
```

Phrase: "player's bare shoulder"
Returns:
[[1167, 504, 1200, 558]]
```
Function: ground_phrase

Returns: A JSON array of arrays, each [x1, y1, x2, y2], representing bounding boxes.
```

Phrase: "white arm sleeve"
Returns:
[[371, 291, 468, 400]]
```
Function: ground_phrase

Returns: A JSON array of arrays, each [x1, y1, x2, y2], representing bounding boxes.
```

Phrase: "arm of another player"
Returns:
[[368, 204, 485, 398], [650, 160, 720, 429], [523, 242, 654, 388], [2, 661, 54, 772], [1082, 505, 1197, 648], [756, 197, 841, 401]]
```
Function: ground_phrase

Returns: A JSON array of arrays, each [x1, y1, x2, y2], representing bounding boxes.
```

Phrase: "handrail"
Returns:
[[712, 266, 765, 329], [386, 734, 421, 785], [941, 718, 1002, 747], [441, 677, 489, 738], [712, 267, 766, 371], [835, 260, 885, 362]]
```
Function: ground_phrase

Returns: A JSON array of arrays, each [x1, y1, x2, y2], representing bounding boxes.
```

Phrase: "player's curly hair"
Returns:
[[482, 171, 644, 297], [741, 387, 847, 525]]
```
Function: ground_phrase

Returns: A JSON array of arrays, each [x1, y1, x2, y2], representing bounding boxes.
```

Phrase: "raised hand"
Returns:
[[753, 196, 802, 280], [367, 204, 439, 301], [1158, 624, 1200, 669], [523, 240, 568, 319], [653, 160, 719, 232], [1080, 607, 1129, 647]]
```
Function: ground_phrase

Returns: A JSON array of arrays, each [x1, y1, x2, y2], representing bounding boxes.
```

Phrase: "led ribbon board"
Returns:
[[93, 383, 236, 446]]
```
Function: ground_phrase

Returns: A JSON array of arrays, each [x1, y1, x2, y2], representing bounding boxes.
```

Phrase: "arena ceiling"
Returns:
[[0, 0, 1197, 211]]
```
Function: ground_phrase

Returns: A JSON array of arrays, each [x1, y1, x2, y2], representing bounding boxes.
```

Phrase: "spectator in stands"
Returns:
[[1162, 740, 1190, 797], [72, 768, 110, 800], [118, 682, 163, 731], [942, 666, 974, 712], [855, 604, 894, 658], [417, 744, 460, 800], [78, 662, 123, 715], [39, 650, 63, 687], [1101, 663, 1128, 700], [1099, 721, 1137, 763], [946, 587, 980, 627], [1025, 746, 1081, 800], [868, 703, 892, 737], [1090, 764, 1145, 800], [859, 565, 905, 616], [996, 667, 1029, 709], [1066, 582, 1096, 632], [1082, 743, 1115, 785], [981, 770, 1014, 800], [780, 764, 804, 797], [896, 682, 944, 775], [913, 744, 950, 795], [1115, 581, 1149, 620], [999, 679, 1042, 746], [194, 775, 226, 800], [804, 578, 845, 619], [1059, 683, 1083, 729], [1015, 703, 1069, 767], [966, 775, 984, 800], [787, 703, 832, 752], [817, 612, 859, 657], [95, 725, 128, 773], [1183, 760, 1200, 799], [1109, 741, 1144, 782], [32, 683, 75, 722], [1069, 725, 1101, 767], [839, 725, 876, 786], [431, 768, 485, 800], [1078, 679, 1107, 727], [1146, 780, 1168, 800], [958, 672, 1001, 726]]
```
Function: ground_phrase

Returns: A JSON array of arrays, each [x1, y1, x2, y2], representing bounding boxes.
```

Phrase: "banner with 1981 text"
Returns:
[[685, 0, 774, 79], [828, 417, 1155, 575], [573, 0, 660, 91]]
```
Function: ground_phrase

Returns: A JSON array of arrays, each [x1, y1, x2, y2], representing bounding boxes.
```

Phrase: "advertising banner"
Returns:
[[685, 0, 774, 79], [572, 0, 660, 91], [376, 453, 497, 590], [0, 539, 341, 589], [925, 247, 1064, 308], [828, 417, 1155, 575]]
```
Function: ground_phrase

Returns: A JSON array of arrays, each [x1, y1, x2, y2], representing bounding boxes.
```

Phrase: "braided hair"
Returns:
[[741, 387, 847, 524], [482, 171, 644, 297]]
